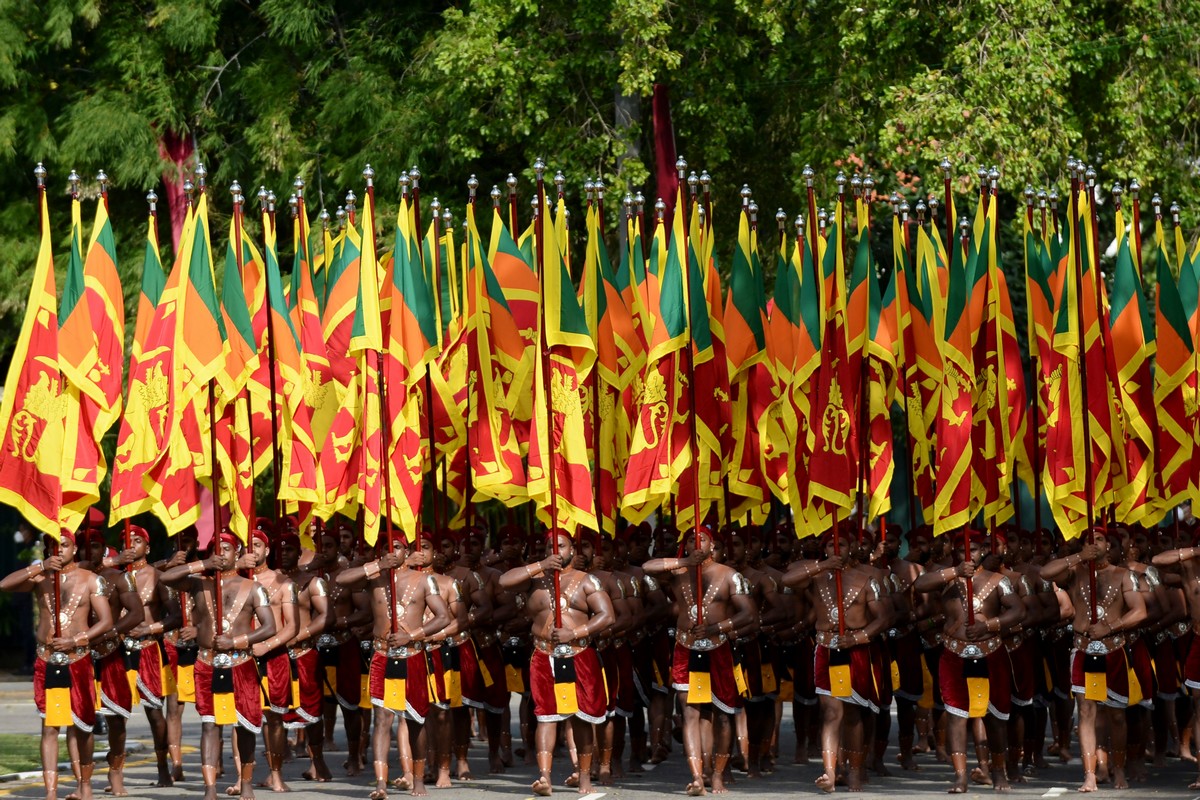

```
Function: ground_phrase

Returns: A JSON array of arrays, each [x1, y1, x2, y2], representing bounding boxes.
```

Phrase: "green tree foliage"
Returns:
[[0, 0, 1196, 362]]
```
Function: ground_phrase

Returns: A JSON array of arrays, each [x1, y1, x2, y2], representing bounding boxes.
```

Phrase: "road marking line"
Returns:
[[578, 793, 606, 800], [1042, 789, 1068, 798]]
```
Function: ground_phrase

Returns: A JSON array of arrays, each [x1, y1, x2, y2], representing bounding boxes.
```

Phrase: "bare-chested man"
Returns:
[[784, 525, 887, 793], [879, 525, 925, 771], [106, 526, 177, 786], [424, 529, 468, 789], [159, 528, 200, 782], [82, 526, 144, 797], [338, 531, 451, 798], [645, 526, 756, 796], [3, 531, 114, 800], [1042, 529, 1147, 791], [1148, 529, 1200, 788], [161, 531, 278, 800], [912, 530, 1025, 793], [500, 530, 616, 797], [245, 521, 299, 793]]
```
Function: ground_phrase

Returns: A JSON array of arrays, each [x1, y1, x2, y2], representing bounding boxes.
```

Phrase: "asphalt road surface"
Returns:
[[0, 684, 1196, 798]]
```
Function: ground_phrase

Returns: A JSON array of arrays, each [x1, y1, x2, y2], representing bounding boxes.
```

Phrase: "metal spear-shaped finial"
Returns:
[[147, 190, 158, 213]]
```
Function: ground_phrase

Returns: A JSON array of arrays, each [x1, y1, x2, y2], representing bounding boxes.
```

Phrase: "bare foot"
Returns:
[[710, 773, 728, 794], [871, 758, 891, 777], [936, 748, 949, 764], [369, 788, 388, 800], [1111, 768, 1128, 790], [203, 788, 219, 800], [948, 773, 969, 794], [173, 765, 185, 783], [432, 768, 451, 790], [598, 767, 613, 787], [391, 775, 412, 792], [409, 780, 428, 798], [686, 779, 707, 796], [971, 767, 992, 786], [225, 785, 241, 797], [488, 755, 505, 775], [564, 772, 579, 789], [240, 781, 256, 800], [898, 753, 919, 771], [531, 777, 552, 797], [992, 770, 1011, 792], [1078, 774, 1097, 792], [346, 762, 362, 778], [815, 772, 835, 794], [267, 774, 290, 793]]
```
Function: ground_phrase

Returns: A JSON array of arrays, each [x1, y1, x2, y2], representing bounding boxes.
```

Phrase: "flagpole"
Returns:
[[897, 195, 921, 534], [1067, 159, 1098, 623], [34, 164, 62, 640], [585, 180, 605, 534], [1129, 179, 1143, 275], [427, 196, 444, 539], [533, 160, 563, 630], [257, 187, 284, 521], [676, 156, 704, 629], [955, 214, 975, 626], [507, 174, 520, 234], [940, 159, 954, 257], [1084, 166, 1120, 528], [1023, 187, 1043, 537], [854, 176, 871, 545]]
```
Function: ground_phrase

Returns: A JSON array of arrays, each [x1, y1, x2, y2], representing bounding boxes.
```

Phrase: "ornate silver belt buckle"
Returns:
[[887, 628, 899, 639], [1085, 640, 1107, 656], [213, 652, 234, 669], [361, 639, 373, 653], [961, 644, 983, 659], [387, 647, 407, 659], [505, 637, 521, 648], [49, 651, 69, 666], [693, 638, 714, 651], [552, 644, 573, 658], [317, 634, 337, 649]]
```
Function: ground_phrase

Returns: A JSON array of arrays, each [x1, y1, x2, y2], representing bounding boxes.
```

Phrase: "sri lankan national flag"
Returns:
[[0, 185, 64, 535], [1108, 206, 1156, 525], [491, 211, 540, 454], [142, 193, 227, 535], [787, 217, 825, 534], [622, 200, 688, 524], [723, 207, 770, 524], [806, 195, 858, 526], [932, 205, 976, 536], [348, 193, 384, 544], [462, 205, 528, 509], [110, 206, 171, 524], [579, 202, 639, 534], [382, 195, 438, 537], [527, 196, 597, 533], [759, 221, 802, 506], [1153, 213, 1195, 514]]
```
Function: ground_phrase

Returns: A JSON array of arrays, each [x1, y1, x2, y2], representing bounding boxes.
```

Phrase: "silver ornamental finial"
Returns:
[[335, 207, 346, 229], [748, 202, 758, 223], [34, 163, 47, 186], [409, 166, 420, 188], [294, 176, 305, 194], [467, 175, 478, 199], [195, 162, 207, 189], [319, 209, 330, 229], [776, 208, 787, 229], [345, 190, 356, 212], [976, 166, 988, 187], [1066, 156, 1078, 174], [362, 164, 375, 186], [595, 179, 605, 200], [146, 190, 158, 212], [490, 185, 502, 208], [988, 167, 1000, 189], [675, 156, 687, 179], [183, 179, 195, 202], [850, 174, 862, 197], [654, 198, 666, 220], [889, 192, 900, 213], [1049, 189, 1059, 208], [802, 165, 814, 187], [939, 158, 951, 178], [530, 196, 539, 215], [68, 170, 80, 196], [916, 200, 927, 222], [928, 197, 939, 215], [1037, 190, 1047, 208], [257, 186, 268, 208], [795, 214, 804, 236], [1085, 166, 1096, 187], [959, 216, 970, 237], [900, 200, 910, 219], [1023, 185, 1035, 206], [96, 170, 109, 193], [700, 171, 711, 189], [230, 181, 243, 205], [399, 172, 410, 196], [835, 171, 847, 193], [687, 171, 699, 195], [533, 159, 546, 179], [817, 207, 828, 228], [554, 171, 566, 196], [1170, 202, 1181, 223], [289, 193, 299, 217], [584, 180, 595, 201], [623, 193, 633, 213], [430, 197, 441, 217], [266, 191, 277, 212], [506, 173, 518, 195], [1152, 194, 1162, 214], [441, 208, 452, 229], [740, 184, 752, 206], [1111, 182, 1124, 204], [1129, 179, 1140, 200], [862, 175, 875, 198], [634, 192, 645, 213]]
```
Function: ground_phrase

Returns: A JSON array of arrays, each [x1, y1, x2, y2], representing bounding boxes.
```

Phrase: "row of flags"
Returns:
[[0, 161, 1195, 547]]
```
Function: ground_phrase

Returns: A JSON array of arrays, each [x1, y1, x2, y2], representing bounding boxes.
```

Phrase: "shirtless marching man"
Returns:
[[424, 529, 469, 789], [81, 525, 144, 797], [912, 530, 1025, 793], [275, 528, 331, 782], [315, 522, 367, 775], [159, 529, 200, 783], [784, 525, 887, 793], [1043, 528, 1146, 791], [500, 530, 616, 797], [1148, 530, 1200, 789], [112, 525, 177, 787], [338, 531, 450, 799], [880, 524, 926, 772], [585, 529, 635, 787], [160, 530, 278, 800], [3, 531, 114, 800], [645, 525, 756, 796], [246, 521, 299, 793]]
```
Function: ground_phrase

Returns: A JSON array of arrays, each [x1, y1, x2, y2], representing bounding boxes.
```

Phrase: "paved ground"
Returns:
[[0, 681, 1196, 798]]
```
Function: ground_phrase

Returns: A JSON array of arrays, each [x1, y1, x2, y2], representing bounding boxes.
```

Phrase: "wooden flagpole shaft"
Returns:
[[257, 189, 283, 521], [1067, 162, 1098, 623], [427, 194, 443, 540], [33, 168, 61, 638], [676, 158, 703, 629], [958, 213, 975, 628], [208, 380, 224, 639], [586, 183, 603, 534], [534, 161, 562, 630], [1025, 191, 1043, 537]]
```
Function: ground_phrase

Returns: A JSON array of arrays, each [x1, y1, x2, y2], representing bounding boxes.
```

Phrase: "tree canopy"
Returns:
[[0, 0, 1197, 359]]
